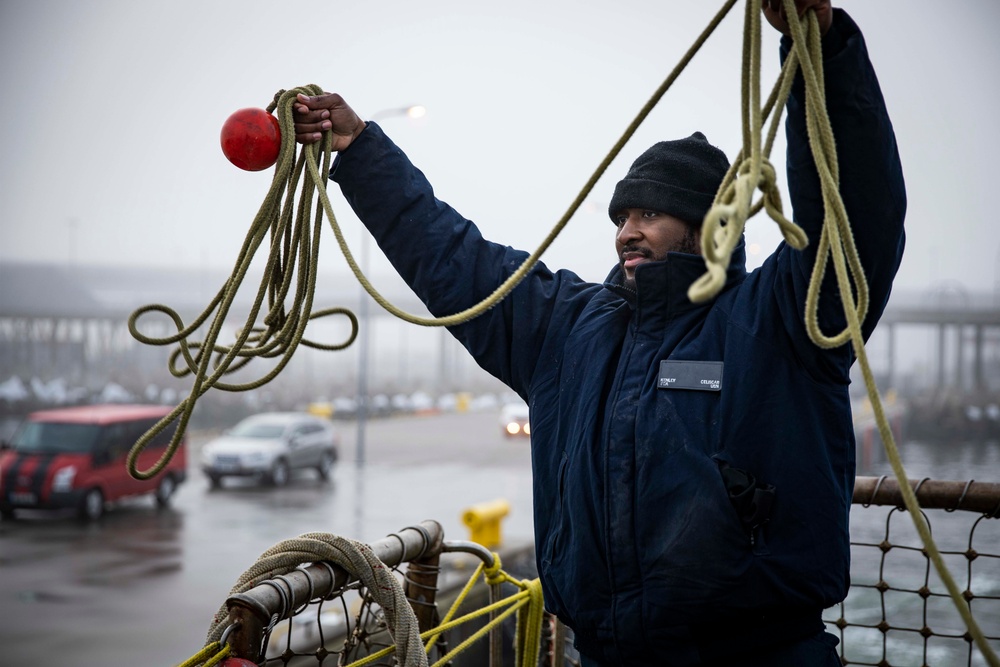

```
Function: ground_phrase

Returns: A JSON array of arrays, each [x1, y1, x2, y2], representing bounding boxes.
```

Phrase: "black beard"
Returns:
[[675, 224, 701, 255]]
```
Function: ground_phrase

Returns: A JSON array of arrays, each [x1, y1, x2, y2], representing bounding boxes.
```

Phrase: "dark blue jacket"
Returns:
[[332, 9, 905, 664]]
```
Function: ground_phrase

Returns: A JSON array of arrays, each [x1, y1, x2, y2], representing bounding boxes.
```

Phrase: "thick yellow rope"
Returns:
[[418, 556, 544, 667], [334, 556, 546, 667], [175, 641, 229, 667]]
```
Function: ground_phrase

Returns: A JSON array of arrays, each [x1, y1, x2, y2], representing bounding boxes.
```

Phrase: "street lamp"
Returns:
[[371, 105, 427, 122], [355, 104, 426, 468]]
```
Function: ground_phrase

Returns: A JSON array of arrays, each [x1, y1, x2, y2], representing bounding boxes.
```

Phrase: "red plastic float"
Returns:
[[220, 108, 281, 171], [219, 657, 258, 667]]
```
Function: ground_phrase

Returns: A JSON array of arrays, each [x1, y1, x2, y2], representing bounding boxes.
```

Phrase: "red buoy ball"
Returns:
[[220, 107, 281, 171]]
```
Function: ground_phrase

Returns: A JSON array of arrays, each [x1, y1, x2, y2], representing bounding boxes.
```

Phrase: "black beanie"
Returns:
[[608, 132, 730, 225]]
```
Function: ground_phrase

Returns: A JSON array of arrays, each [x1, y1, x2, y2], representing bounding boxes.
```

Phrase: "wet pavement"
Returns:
[[3, 410, 999, 666], [0, 410, 533, 666]]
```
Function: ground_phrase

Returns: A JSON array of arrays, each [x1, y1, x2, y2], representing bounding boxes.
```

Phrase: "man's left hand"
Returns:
[[763, 0, 833, 37]]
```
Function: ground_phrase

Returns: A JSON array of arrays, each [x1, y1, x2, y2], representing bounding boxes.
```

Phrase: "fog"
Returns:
[[1, 1, 998, 411], [1, 1, 999, 299]]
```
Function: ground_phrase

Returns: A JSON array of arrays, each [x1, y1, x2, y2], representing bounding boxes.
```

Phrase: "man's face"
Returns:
[[614, 208, 701, 291]]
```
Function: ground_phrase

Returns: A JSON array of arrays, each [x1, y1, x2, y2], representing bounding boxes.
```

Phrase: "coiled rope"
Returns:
[[126, 84, 357, 480], [205, 532, 428, 667], [187, 537, 544, 667]]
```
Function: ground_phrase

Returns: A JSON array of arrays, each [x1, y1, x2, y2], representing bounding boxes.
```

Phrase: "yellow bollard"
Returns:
[[462, 499, 510, 549], [307, 402, 333, 418]]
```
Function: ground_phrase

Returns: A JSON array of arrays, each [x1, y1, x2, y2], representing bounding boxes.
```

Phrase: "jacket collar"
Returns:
[[603, 236, 748, 320]]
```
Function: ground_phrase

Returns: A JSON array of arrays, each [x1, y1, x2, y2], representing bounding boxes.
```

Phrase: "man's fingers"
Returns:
[[294, 131, 324, 145], [294, 112, 330, 125], [295, 93, 330, 108], [292, 102, 331, 146], [292, 116, 333, 145], [296, 119, 331, 133], [291, 92, 362, 148]]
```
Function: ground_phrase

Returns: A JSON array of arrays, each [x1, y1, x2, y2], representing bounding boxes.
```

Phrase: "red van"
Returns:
[[0, 404, 187, 521]]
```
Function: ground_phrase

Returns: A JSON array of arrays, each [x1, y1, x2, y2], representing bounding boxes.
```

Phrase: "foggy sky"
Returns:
[[1, 0, 999, 298]]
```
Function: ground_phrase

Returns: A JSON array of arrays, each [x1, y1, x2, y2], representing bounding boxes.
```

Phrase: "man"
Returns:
[[294, 1, 905, 664]]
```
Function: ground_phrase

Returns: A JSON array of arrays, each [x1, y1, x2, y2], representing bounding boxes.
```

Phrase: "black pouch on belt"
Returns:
[[718, 461, 775, 551]]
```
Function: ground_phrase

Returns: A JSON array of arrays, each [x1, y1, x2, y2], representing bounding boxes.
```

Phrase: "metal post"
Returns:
[[439, 328, 449, 389], [356, 233, 370, 468], [887, 323, 896, 390], [354, 104, 425, 466], [937, 323, 947, 391], [975, 325, 985, 392], [404, 524, 445, 636], [956, 325, 966, 393]]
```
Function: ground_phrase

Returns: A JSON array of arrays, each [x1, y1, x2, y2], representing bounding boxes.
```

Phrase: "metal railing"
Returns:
[[206, 477, 1000, 667], [826, 477, 1000, 666]]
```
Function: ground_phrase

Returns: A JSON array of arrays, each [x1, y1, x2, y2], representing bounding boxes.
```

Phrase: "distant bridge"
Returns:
[[2, 261, 999, 394], [879, 303, 1000, 393]]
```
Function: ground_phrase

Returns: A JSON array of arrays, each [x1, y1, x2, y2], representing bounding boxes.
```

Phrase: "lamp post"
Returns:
[[994, 243, 1000, 308], [371, 105, 427, 123], [355, 104, 426, 469]]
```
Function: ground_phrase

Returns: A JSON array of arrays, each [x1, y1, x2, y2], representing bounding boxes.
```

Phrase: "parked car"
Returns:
[[200, 412, 339, 487], [499, 402, 531, 438], [0, 404, 187, 521]]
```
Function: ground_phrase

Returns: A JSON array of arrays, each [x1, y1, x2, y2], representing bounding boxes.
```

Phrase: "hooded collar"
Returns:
[[603, 236, 749, 324]]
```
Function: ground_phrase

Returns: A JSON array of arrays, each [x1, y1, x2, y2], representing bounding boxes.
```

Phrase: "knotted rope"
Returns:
[[688, 0, 808, 302], [420, 553, 544, 667]]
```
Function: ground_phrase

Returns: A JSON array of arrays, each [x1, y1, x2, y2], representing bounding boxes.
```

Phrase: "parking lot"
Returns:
[[0, 410, 533, 666]]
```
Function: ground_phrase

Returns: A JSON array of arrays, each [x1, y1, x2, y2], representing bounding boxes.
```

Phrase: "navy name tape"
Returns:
[[658, 360, 723, 391]]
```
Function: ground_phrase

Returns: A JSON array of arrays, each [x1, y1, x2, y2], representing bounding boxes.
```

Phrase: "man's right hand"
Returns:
[[763, 0, 832, 38], [293, 93, 366, 150]]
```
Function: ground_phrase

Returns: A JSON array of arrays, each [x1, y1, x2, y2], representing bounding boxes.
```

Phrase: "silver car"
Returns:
[[200, 412, 339, 487]]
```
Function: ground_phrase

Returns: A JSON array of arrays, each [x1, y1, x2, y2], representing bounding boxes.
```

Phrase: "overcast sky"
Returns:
[[2, 0, 999, 300]]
